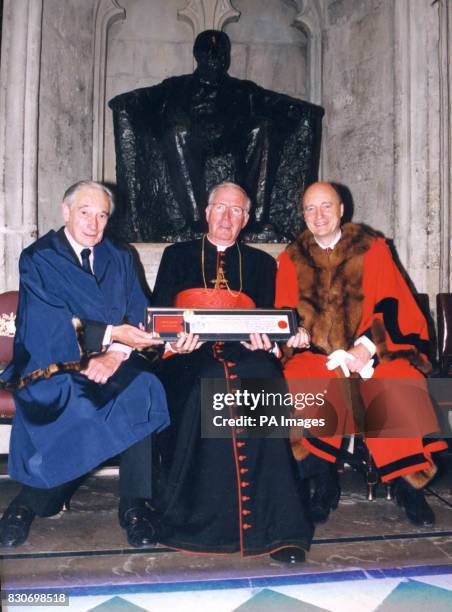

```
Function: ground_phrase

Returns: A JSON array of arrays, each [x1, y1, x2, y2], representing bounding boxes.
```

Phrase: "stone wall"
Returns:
[[225, 0, 308, 99], [321, 0, 451, 301], [38, 0, 95, 233], [321, 0, 394, 237], [104, 0, 194, 183]]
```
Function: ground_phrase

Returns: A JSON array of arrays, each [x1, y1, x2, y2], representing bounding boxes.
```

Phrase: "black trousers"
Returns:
[[11, 434, 153, 517]]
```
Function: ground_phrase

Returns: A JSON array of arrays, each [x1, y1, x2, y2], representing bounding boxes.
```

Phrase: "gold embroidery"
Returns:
[[0, 312, 16, 337], [0, 317, 88, 390]]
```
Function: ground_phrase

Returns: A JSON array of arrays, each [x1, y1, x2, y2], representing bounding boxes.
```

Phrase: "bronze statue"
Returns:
[[109, 30, 324, 243]]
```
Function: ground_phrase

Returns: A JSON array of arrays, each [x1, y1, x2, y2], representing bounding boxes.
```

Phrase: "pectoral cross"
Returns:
[[210, 265, 228, 289]]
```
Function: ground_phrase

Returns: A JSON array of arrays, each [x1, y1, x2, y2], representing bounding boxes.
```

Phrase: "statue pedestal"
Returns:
[[132, 242, 285, 292]]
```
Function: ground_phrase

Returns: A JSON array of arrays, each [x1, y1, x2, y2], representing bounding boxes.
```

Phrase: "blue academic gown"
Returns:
[[3, 229, 169, 488]]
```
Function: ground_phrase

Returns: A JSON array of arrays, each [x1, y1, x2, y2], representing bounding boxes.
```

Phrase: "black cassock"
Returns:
[[152, 238, 313, 556]]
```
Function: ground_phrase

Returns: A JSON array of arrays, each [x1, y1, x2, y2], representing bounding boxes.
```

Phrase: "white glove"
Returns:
[[358, 359, 375, 379], [326, 349, 355, 377], [326, 349, 375, 379]]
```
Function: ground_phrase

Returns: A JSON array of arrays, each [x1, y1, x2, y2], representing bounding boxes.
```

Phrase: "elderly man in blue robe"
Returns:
[[0, 180, 169, 548]]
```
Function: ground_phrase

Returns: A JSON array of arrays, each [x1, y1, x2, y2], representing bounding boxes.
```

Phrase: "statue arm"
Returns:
[[108, 86, 169, 242], [247, 80, 323, 123], [109, 98, 142, 241]]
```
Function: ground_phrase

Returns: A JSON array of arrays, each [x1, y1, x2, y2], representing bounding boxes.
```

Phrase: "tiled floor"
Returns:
[[1, 456, 451, 611]]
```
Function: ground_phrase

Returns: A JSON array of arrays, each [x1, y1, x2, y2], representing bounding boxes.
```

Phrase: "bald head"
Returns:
[[302, 182, 344, 247], [303, 182, 341, 205]]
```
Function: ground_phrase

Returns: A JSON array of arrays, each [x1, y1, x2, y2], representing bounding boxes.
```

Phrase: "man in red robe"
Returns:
[[276, 182, 446, 527], [151, 182, 312, 563]]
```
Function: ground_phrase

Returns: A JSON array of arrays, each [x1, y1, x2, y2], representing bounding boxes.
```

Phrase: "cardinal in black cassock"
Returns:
[[152, 182, 312, 560]]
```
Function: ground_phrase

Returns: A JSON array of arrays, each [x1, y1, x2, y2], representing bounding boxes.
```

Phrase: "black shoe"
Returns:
[[119, 505, 158, 548], [270, 547, 306, 564], [394, 479, 435, 527], [0, 504, 35, 548], [310, 467, 340, 525]]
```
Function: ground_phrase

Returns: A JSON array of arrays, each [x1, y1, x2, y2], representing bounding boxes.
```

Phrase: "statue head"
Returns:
[[193, 30, 231, 82]]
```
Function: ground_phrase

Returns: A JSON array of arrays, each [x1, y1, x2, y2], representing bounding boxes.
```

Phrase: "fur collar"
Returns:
[[286, 223, 377, 353]]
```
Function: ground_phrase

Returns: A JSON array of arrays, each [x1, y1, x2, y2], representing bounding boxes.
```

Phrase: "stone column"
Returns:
[[92, 0, 126, 182], [293, 0, 323, 105], [438, 0, 451, 292], [0, 0, 43, 291], [393, 0, 445, 303]]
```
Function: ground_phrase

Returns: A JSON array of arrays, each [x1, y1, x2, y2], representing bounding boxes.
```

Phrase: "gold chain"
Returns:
[[201, 234, 242, 295]]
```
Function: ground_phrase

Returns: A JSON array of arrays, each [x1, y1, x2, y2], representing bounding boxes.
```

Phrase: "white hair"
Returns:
[[63, 180, 115, 214], [207, 182, 251, 212]]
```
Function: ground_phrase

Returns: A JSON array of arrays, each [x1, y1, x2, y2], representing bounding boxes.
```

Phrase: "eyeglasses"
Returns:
[[210, 203, 247, 217]]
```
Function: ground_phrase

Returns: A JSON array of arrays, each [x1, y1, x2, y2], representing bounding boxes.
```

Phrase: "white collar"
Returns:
[[206, 235, 235, 252], [314, 229, 342, 250], [64, 228, 93, 263]]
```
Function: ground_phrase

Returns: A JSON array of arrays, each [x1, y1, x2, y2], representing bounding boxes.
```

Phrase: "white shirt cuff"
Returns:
[[354, 335, 376, 357], [107, 343, 132, 359], [164, 341, 178, 353], [269, 342, 282, 358], [102, 324, 113, 346]]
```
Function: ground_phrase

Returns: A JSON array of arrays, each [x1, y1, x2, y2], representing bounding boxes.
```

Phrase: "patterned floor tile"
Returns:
[[374, 579, 452, 611], [5, 574, 452, 612], [232, 588, 329, 611], [87, 595, 150, 611], [273, 578, 402, 612], [412, 575, 452, 590]]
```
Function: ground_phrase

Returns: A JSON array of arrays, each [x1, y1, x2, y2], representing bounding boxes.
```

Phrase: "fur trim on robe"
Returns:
[[286, 223, 376, 354], [286, 223, 431, 373]]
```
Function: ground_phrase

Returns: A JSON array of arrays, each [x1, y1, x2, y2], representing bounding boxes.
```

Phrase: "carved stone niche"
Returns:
[[93, 0, 324, 184], [92, 0, 126, 182], [178, 0, 241, 42], [293, 0, 323, 104]]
